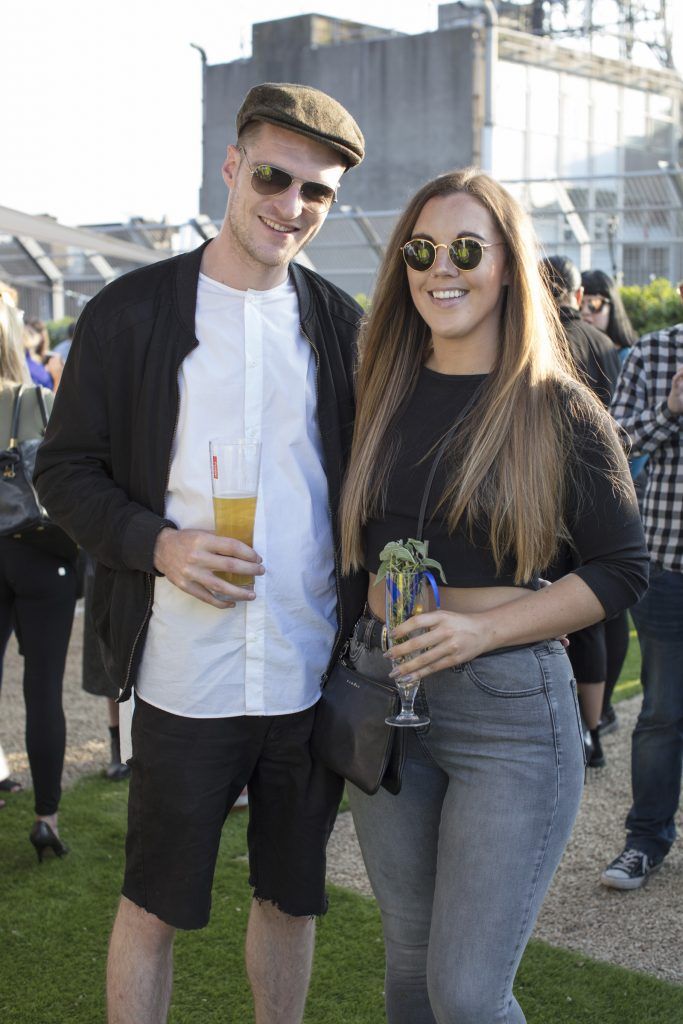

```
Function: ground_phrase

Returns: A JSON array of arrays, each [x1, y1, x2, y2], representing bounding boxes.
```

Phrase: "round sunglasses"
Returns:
[[401, 237, 504, 272], [581, 296, 610, 314], [239, 146, 338, 210]]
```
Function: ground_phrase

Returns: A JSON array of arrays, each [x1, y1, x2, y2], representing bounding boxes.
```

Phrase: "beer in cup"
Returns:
[[209, 439, 261, 587]]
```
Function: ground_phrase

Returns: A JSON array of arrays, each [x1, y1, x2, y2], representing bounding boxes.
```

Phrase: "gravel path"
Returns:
[[2, 609, 681, 984]]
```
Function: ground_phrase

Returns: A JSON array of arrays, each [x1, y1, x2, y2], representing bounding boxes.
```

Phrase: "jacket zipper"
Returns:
[[300, 322, 343, 685], [120, 374, 182, 698], [120, 572, 153, 700]]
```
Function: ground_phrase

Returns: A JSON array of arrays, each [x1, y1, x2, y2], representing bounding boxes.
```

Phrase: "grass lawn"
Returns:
[[2, 626, 677, 1023]]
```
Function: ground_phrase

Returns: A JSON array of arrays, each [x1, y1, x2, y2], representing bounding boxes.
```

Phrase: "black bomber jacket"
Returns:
[[34, 242, 368, 700]]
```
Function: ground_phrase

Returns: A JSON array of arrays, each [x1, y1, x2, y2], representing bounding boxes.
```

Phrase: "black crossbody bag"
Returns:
[[312, 383, 484, 795]]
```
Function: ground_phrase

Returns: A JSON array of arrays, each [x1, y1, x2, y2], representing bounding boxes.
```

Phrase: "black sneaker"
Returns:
[[601, 848, 662, 890], [588, 728, 605, 768], [598, 704, 619, 736]]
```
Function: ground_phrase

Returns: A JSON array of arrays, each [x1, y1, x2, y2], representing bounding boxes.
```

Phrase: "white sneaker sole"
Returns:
[[600, 862, 661, 890]]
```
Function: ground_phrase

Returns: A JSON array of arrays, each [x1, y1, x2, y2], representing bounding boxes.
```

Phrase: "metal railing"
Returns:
[[3, 169, 681, 320]]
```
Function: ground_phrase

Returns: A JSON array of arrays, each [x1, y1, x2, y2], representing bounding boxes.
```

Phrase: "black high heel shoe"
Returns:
[[29, 821, 69, 863]]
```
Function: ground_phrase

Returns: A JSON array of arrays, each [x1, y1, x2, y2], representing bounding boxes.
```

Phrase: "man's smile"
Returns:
[[259, 215, 298, 234]]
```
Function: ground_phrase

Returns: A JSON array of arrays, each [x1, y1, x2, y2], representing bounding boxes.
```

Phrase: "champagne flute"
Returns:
[[385, 569, 430, 727]]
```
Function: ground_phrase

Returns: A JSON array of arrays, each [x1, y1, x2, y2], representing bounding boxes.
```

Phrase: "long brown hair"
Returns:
[[340, 168, 627, 582]]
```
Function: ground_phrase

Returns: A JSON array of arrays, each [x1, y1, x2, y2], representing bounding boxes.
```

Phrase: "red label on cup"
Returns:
[[212, 455, 218, 480]]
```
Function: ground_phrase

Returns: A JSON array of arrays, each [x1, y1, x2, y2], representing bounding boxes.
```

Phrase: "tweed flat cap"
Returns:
[[236, 82, 364, 168]]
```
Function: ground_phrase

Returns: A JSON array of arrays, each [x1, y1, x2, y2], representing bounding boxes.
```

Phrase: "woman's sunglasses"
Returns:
[[239, 147, 337, 209], [581, 296, 610, 314], [401, 237, 504, 272]]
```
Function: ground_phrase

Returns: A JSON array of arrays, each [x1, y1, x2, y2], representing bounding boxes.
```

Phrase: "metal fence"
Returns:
[[308, 169, 683, 297], [2, 169, 681, 321]]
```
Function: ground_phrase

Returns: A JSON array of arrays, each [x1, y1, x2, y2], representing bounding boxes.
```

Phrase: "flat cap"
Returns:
[[236, 82, 364, 168]]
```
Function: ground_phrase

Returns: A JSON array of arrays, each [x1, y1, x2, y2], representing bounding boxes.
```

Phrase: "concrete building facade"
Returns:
[[200, 14, 478, 221], [200, 5, 683, 291]]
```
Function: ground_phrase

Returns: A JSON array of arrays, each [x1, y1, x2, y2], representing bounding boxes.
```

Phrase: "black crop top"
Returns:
[[363, 367, 649, 619]]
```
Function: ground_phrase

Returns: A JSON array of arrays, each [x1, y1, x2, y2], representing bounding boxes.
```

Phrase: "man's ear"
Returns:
[[575, 285, 584, 307], [222, 144, 241, 189]]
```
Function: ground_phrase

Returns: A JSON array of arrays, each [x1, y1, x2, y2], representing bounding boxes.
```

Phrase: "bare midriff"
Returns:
[[367, 572, 531, 621]]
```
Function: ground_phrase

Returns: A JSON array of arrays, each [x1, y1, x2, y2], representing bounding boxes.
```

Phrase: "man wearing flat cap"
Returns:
[[35, 82, 366, 1024]]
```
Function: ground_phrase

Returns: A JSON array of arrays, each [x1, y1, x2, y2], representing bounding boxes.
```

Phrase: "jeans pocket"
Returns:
[[463, 647, 546, 697]]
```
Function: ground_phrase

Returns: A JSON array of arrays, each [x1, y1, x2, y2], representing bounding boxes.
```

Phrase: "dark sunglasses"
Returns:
[[239, 147, 337, 209], [581, 296, 610, 314], [401, 237, 504, 272]]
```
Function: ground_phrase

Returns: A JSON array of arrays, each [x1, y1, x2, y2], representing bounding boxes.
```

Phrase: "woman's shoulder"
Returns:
[[545, 374, 604, 425], [545, 374, 621, 464]]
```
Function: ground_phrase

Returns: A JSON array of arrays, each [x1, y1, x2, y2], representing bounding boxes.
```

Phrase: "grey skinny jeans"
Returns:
[[348, 634, 585, 1024]]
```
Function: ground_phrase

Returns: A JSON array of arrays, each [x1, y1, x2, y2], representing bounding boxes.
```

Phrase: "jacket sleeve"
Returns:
[[611, 340, 680, 457], [565, 415, 649, 618], [33, 303, 174, 572]]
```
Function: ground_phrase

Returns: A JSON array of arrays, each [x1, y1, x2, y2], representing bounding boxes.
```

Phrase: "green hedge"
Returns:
[[620, 278, 682, 337]]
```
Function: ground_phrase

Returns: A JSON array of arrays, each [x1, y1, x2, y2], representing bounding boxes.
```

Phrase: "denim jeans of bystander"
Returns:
[[625, 565, 683, 862]]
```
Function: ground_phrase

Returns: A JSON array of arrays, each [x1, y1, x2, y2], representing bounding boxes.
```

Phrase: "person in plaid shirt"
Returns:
[[602, 298, 683, 889]]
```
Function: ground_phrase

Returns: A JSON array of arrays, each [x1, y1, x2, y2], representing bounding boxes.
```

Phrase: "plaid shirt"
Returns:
[[611, 324, 683, 572]]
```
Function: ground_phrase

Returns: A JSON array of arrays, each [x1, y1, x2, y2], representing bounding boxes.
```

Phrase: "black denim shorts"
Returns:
[[122, 697, 344, 930]]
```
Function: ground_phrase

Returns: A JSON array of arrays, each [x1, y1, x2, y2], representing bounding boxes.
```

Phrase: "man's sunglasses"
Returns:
[[401, 237, 504, 272], [581, 296, 610, 314], [239, 147, 337, 209]]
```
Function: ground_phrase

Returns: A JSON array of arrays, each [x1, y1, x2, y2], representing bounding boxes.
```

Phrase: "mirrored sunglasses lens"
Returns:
[[448, 238, 483, 270], [252, 164, 292, 195], [300, 182, 336, 206], [403, 241, 436, 270]]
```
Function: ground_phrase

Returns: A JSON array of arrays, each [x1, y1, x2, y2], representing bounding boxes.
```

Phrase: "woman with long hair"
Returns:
[[339, 170, 648, 1023], [0, 296, 78, 860], [581, 267, 642, 736]]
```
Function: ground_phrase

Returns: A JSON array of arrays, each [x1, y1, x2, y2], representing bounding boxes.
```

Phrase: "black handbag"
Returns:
[[313, 382, 486, 796], [0, 385, 78, 563], [312, 648, 405, 796]]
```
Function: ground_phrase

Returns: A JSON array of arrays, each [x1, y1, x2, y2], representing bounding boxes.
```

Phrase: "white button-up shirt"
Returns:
[[136, 273, 337, 718]]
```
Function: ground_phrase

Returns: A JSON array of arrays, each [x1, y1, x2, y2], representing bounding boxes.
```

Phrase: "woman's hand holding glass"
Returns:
[[385, 608, 493, 682]]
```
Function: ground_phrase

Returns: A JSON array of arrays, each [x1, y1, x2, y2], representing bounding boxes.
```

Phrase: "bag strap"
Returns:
[[8, 385, 49, 448], [32, 386, 50, 431], [416, 381, 485, 541], [8, 385, 25, 448]]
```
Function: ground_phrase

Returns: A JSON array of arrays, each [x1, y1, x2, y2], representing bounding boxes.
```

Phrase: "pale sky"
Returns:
[[1, 0, 680, 227]]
